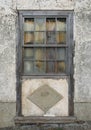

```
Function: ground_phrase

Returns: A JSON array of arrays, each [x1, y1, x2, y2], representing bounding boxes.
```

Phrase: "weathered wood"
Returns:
[[16, 10, 74, 121], [15, 116, 76, 124]]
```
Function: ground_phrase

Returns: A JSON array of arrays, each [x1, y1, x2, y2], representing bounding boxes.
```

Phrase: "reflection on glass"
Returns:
[[46, 32, 56, 44], [34, 61, 45, 74], [57, 32, 66, 44], [46, 62, 55, 73], [24, 18, 34, 31], [46, 48, 55, 60], [57, 18, 66, 31], [35, 18, 45, 31], [35, 32, 45, 44], [57, 61, 65, 73], [24, 48, 34, 59], [35, 48, 44, 60], [57, 48, 65, 60], [46, 18, 56, 31], [24, 32, 34, 44], [24, 61, 33, 74]]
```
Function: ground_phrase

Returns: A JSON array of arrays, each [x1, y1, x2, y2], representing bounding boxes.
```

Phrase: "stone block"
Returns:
[[74, 40, 91, 102], [74, 11, 91, 42], [0, 7, 17, 102], [0, 102, 16, 128], [74, 11, 91, 102], [75, 0, 91, 12], [17, 0, 74, 10], [74, 103, 91, 120], [0, 72, 16, 102]]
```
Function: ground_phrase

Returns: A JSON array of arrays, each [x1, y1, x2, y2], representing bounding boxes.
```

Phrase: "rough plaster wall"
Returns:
[[74, 0, 91, 102], [0, 0, 17, 127], [0, 0, 17, 102], [0, 0, 17, 101], [16, 0, 74, 10]]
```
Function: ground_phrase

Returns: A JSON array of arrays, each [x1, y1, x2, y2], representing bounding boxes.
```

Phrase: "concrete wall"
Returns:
[[0, 0, 91, 128]]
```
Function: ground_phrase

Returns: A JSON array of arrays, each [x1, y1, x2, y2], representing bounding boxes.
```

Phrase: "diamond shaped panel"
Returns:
[[27, 85, 63, 112]]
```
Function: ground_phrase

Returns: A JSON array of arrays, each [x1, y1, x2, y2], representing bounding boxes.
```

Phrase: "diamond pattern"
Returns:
[[27, 85, 63, 112]]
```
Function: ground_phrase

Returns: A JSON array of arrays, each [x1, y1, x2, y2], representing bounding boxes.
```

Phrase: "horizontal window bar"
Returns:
[[21, 75, 69, 79], [24, 31, 66, 32], [22, 45, 68, 47], [23, 59, 66, 62]]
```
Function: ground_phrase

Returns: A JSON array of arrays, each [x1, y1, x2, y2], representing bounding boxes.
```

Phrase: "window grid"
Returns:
[[22, 17, 68, 75]]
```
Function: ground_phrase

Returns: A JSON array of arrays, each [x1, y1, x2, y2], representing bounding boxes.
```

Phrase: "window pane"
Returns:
[[46, 62, 55, 73], [24, 48, 34, 59], [57, 61, 65, 73], [24, 32, 34, 44], [46, 18, 56, 31], [46, 48, 55, 60], [35, 32, 45, 44], [46, 31, 56, 44], [35, 18, 45, 31], [57, 18, 66, 31], [24, 61, 33, 74], [35, 48, 45, 60], [24, 18, 34, 31], [56, 32, 66, 44], [34, 61, 46, 74], [57, 48, 66, 60]]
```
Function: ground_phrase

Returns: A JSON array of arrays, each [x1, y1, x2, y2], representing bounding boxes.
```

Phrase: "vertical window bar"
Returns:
[[55, 47, 57, 73], [23, 17, 25, 46], [55, 18, 57, 73], [44, 17, 46, 45], [34, 18, 36, 45]]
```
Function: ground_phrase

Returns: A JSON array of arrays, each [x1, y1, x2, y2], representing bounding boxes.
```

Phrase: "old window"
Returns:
[[18, 11, 73, 77], [23, 18, 66, 75], [16, 11, 74, 121]]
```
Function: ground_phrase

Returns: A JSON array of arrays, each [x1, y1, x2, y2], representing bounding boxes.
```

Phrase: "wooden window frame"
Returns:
[[15, 10, 75, 124]]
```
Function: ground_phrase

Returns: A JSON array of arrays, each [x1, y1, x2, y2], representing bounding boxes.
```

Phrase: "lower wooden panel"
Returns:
[[22, 79, 69, 116]]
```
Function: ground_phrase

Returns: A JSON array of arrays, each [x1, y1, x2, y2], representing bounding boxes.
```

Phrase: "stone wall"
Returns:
[[0, 0, 17, 127], [74, 0, 91, 120], [0, 0, 91, 128]]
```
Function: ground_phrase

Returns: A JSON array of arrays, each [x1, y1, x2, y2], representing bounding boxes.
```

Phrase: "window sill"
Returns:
[[14, 116, 76, 124]]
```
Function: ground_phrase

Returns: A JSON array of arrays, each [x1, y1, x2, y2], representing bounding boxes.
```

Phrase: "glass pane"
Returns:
[[57, 61, 65, 73], [57, 32, 66, 44], [34, 61, 46, 74], [35, 18, 45, 31], [35, 32, 45, 44], [24, 18, 34, 31], [46, 31, 56, 44], [24, 48, 34, 59], [35, 48, 45, 60], [46, 62, 55, 73], [57, 18, 66, 31], [46, 18, 56, 31], [24, 61, 33, 74], [46, 48, 55, 60], [24, 32, 34, 44], [57, 48, 66, 60]]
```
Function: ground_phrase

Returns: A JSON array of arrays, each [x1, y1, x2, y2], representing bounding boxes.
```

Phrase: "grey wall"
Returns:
[[0, 0, 17, 128], [0, 0, 91, 128], [74, 0, 91, 120]]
